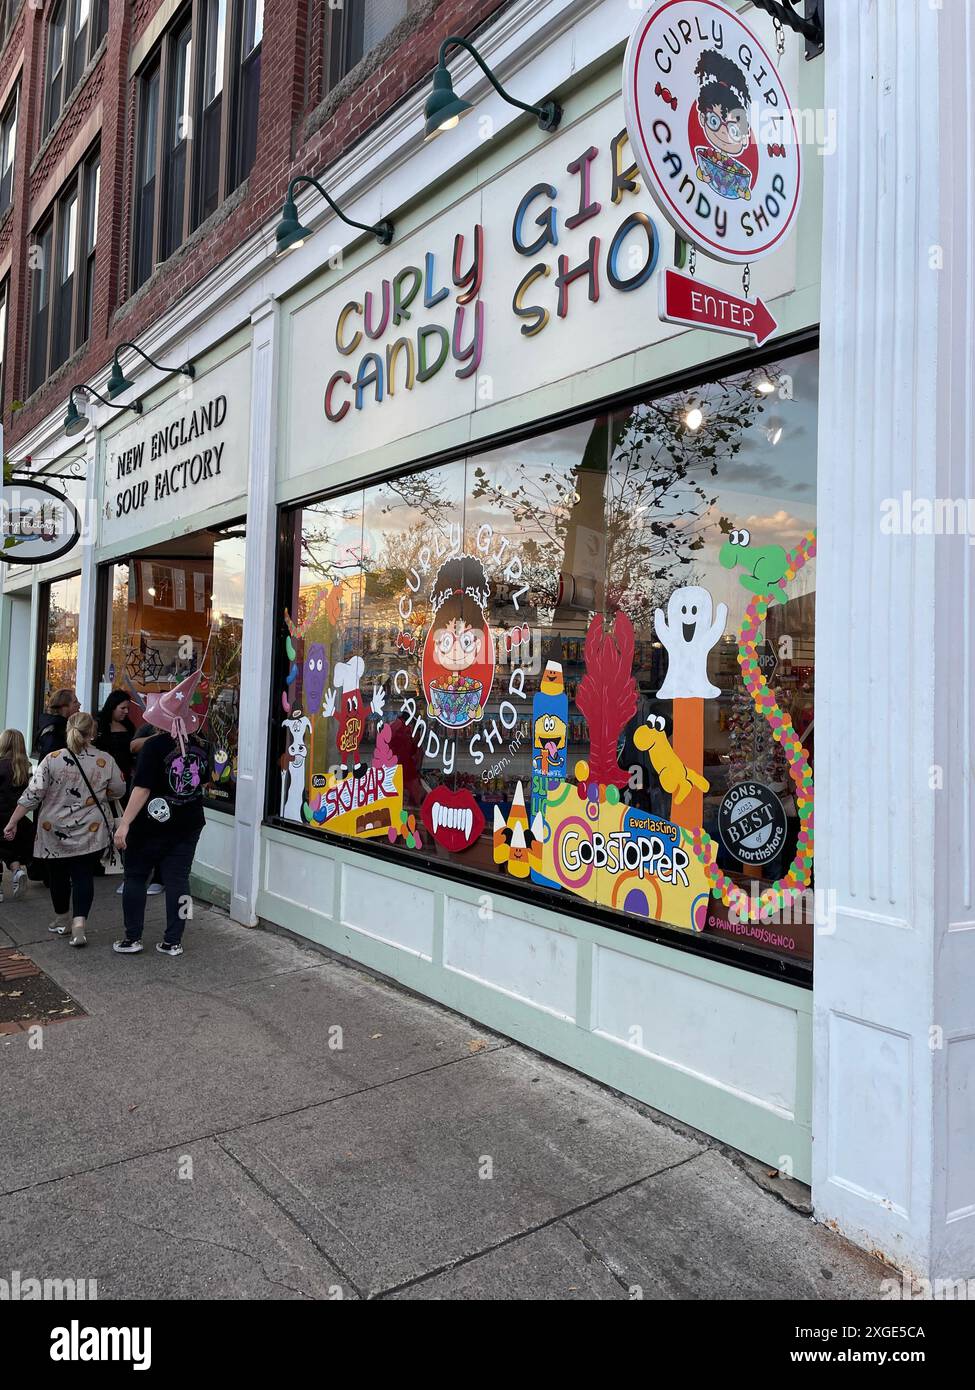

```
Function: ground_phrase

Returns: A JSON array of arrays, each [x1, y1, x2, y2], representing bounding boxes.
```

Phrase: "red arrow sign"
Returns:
[[659, 267, 777, 346]]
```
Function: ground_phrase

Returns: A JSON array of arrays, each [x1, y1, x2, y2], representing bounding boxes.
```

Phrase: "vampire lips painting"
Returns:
[[422, 787, 485, 853]]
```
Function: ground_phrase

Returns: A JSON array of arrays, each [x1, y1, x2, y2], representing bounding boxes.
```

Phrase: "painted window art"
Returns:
[[274, 349, 817, 969]]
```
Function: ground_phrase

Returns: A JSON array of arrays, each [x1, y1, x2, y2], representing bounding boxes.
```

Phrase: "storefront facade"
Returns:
[[247, 5, 822, 1184], [2, 0, 973, 1282]]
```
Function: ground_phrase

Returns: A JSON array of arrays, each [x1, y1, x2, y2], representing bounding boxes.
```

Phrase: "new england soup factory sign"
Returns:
[[622, 0, 802, 262], [1, 479, 80, 565], [102, 350, 250, 545]]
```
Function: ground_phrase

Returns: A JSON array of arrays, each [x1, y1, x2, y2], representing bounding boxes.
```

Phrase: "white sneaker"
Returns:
[[147, 883, 164, 896], [11, 868, 27, 899], [116, 882, 125, 895], [68, 917, 87, 948], [49, 912, 71, 934]]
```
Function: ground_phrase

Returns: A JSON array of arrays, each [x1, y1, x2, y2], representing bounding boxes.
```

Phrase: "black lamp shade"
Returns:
[[424, 65, 473, 139], [63, 398, 87, 436], [275, 197, 311, 254], [106, 360, 134, 399]]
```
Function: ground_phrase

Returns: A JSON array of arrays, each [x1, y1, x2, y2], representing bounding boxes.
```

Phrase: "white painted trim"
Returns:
[[814, 0, 975, 1281]]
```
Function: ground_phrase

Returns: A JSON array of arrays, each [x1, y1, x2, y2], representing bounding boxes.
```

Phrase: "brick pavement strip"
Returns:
[[0, 947, 43, 979], [0, 946, 86, 1031]]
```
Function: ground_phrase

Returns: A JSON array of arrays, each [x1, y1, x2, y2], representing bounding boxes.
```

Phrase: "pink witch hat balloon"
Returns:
[[141, 669, 205, 752]]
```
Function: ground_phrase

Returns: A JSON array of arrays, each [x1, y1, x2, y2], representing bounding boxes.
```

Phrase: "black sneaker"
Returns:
[[113, 938, 144, 954], [156, 942, 184, 957]]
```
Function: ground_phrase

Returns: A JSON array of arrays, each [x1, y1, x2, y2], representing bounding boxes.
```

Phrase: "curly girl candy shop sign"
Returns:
[[1, 480, 80, 564], [622, 0, 802, 262]]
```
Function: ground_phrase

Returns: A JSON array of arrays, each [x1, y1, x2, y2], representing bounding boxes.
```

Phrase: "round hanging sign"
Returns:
[[622, 0, 802, 263], [0, 478, 80, 565]]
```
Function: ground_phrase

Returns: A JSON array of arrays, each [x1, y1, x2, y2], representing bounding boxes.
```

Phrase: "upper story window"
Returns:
[[28, 147, 100, 394], [0, 82, 17, 216], [325, 0, 407, 90], [132, 0, 263, 292], [0, 1, 19, 50], [44, 0, 109, 136], [0, 277, 9, 415]]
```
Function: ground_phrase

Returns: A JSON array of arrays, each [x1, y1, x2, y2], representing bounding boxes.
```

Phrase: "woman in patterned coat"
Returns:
[[2, 712, 125, 947]]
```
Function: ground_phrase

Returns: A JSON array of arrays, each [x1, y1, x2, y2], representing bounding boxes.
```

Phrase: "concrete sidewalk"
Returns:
[[0, 874, 887, 1300]]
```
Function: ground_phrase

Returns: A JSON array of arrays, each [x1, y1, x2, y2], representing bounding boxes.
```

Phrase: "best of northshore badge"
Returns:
[[622, 0, 802, 262], [717, 780, 788, 867]]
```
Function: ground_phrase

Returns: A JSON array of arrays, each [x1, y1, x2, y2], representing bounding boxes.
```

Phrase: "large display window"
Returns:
[[97, 521, 246, 809], [271, 349, 817, 973], [39, 573, 81, 707]]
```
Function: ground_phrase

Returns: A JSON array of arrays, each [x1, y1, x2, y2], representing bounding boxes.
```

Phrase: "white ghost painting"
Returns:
[[654, 586, 728, 700]]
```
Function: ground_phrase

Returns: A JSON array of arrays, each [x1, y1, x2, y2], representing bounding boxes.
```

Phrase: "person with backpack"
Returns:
[[0, 729, 34, 902], [95, 690, 160, 898], [34, 689, 80, 759], [3, 712, 125, 946], [112, 670, 210, 958]]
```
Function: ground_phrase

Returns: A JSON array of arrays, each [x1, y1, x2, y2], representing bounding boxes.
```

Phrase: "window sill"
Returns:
[[16, 338, 90, 422], [0, 0, 26, 72], [114, 177, 249, 322], [30, 36, 108, 185], [303, 6, 427, 145]]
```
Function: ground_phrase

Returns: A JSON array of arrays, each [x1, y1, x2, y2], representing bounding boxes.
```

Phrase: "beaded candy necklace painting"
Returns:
[[683, 529, 816, 925]]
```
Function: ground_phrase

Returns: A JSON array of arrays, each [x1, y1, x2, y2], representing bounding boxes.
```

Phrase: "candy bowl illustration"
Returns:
[[694, 148, 751, 200], [428, 676, 484, 728]]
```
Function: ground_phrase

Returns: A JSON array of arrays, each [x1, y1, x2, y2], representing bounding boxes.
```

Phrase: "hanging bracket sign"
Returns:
[[659, 266, 777, 344], [1, 479, 80, 565], [622, 0, 802, 263]]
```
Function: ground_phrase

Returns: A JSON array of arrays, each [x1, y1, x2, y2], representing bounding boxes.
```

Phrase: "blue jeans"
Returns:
[[122, 830, 202, 945]]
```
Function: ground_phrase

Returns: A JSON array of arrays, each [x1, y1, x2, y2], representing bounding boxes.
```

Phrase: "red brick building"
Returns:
[[0, 0, 505, 452]]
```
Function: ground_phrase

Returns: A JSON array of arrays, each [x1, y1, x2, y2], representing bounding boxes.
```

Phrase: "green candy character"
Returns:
[[719, 528, 790, 604]]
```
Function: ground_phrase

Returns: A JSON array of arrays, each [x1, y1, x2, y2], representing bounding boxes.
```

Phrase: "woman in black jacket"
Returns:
[[95, 690, 156, 897], [95, 691, 140, 783]]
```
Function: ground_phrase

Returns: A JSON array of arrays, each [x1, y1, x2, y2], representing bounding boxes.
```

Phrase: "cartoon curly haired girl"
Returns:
[[692, 50, 754, 201], [421, 555, 495, 730]]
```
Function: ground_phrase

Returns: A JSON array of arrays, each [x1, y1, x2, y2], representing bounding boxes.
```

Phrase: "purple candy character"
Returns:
[[305, 643, 329, 715]]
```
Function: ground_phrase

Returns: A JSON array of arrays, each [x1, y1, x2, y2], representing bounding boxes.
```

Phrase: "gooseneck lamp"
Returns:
[[106, 342, 196, 399], [424, 35, 562, 140], [63, 384, 143, 437], [275, 175, 395, 256]]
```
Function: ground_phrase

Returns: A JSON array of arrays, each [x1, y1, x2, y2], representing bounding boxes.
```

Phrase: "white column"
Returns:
[[814, 0, 975, 1279], [27, 576, 41, 737], [230, 296, 279, 926], [0, 589, 11, 730], [75, 440, 99, 711]]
